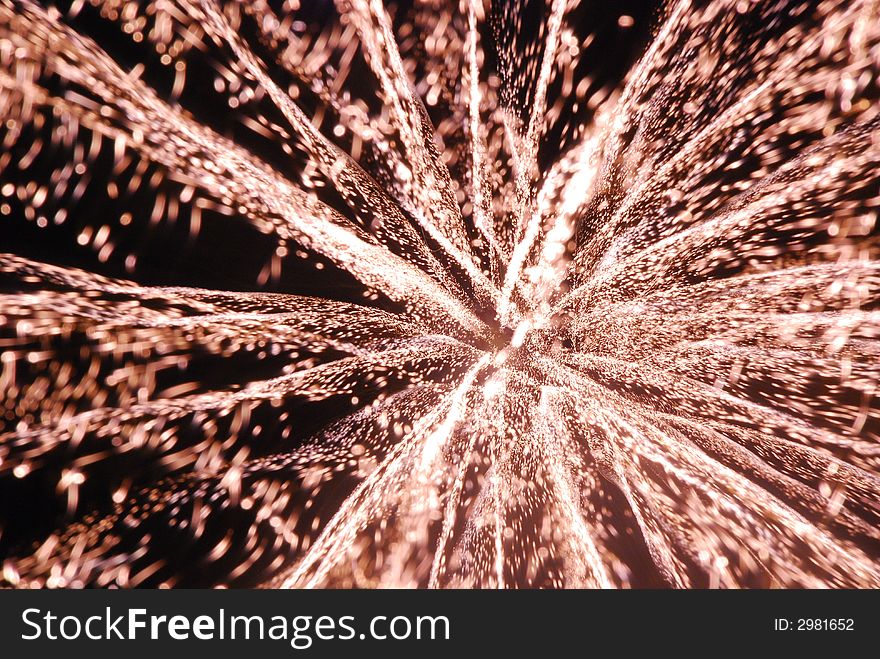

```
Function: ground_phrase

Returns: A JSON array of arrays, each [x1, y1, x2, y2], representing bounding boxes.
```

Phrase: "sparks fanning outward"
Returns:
[[0, 0, 879, 588]]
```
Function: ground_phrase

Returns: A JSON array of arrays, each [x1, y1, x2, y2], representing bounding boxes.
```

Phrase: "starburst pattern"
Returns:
[[1, 0, 880, 588]]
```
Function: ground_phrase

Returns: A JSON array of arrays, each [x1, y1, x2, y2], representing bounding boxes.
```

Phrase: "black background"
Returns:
[[0, 589, 876, 655]]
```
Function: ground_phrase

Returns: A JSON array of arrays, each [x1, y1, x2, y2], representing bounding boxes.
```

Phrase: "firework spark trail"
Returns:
[[464, 0, 504, 279], [277, 354, 490, 589], [0, 0, 880, 588], [0, 1, 488, 336], [496, 0, 566, 326]]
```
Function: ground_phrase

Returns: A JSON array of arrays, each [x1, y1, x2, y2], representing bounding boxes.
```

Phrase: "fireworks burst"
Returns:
[[1, 0, 880, 588]]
